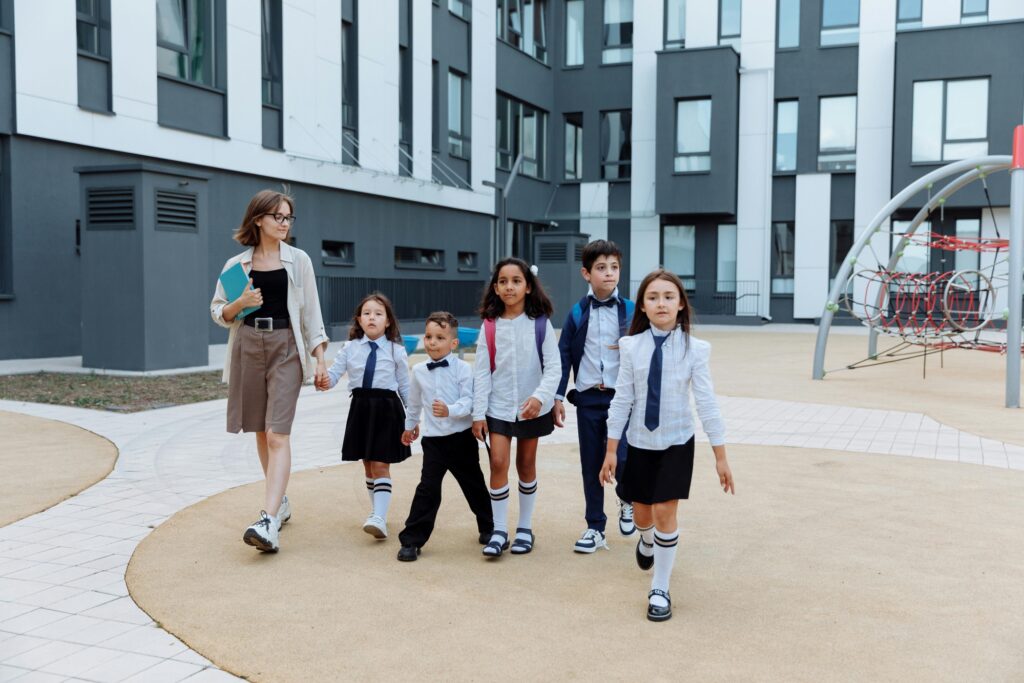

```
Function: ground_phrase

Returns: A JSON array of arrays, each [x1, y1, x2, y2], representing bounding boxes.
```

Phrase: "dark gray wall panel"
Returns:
[[262, 106, 282, 150], [157, 77, 227, 138], [77, 55, 111, 113], [0, 33, 13, 133], [772, 176, 796, 221], [892, 21, 1024, 209], [830, 174, 855, 219], [431, 4, 472, 186], [655, 47, 739, 216]]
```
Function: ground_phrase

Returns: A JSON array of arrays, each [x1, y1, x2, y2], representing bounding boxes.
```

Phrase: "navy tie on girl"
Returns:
[[644, 333, 669, 431], [362, 340, 378, 389]]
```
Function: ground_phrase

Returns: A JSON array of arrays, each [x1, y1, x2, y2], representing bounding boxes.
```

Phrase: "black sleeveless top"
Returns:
[[249, 268, 289, 320]]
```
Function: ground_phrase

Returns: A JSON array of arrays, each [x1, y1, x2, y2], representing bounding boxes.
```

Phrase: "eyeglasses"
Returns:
[[263, 213, 297, 226]]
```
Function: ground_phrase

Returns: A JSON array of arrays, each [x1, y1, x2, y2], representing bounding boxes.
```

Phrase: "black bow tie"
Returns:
[[591, 297, 616, 308], [426, 359, 449, 371]]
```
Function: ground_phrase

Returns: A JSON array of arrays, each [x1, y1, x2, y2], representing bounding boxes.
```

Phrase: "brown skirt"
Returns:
[[227, 325, 303, 435]]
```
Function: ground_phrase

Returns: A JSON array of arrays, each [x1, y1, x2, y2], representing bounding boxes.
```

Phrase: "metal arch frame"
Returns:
[[811, 154, 1018, 391]]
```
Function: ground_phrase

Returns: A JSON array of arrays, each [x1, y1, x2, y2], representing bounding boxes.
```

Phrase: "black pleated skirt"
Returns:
[[486, 411, 555, 439], [342, 388, 412, 464], [620, 438, 695, 504]]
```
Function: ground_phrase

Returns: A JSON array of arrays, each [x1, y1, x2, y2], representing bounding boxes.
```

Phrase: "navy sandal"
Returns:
[[647, 589, 672, 622], [482, 530, 510, 558], [510, 527, 534, 555]]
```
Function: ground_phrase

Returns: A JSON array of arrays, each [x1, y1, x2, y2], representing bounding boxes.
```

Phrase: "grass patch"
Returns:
[[0, 371, 227, 413]]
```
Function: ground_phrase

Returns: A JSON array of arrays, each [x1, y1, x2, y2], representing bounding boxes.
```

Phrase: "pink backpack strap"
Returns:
[[484, 318, 496, 373]]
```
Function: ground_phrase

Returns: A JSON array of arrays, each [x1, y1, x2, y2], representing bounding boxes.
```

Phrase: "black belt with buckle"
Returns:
[[244, 316, 290, 330]]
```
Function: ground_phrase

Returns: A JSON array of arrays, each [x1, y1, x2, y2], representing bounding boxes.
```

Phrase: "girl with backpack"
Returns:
[[472, 258, 561, 558]]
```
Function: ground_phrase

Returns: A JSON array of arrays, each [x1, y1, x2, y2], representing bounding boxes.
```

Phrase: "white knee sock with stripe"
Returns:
[[372, 478, 392, 520], [637, 524, 655, 557], [365, 477, 374, 507], [488, 485, 510, 543], [516, 480, 537, 542], [650, 529, 679, 607]]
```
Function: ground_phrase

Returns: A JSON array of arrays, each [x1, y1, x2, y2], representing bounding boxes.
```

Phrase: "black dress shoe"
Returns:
[[635, 539, 654, 571], [647, 589, 672, 622], [397, 545, 420, 562]]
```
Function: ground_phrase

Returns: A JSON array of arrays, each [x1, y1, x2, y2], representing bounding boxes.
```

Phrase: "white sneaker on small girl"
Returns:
[[362, 514, 388, 539], [243, 511, 279, 553]]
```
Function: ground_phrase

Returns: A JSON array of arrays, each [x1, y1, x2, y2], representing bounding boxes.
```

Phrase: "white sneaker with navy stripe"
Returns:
[[618, 500, 636, 536], [573, 528, 608, 554]]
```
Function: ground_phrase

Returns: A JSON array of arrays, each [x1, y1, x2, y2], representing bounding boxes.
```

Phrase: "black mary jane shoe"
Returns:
[[647, 589, 672, 622], [635, 539, 654, 571], [509, 528, 534, 555], [397, 545, 420, 562], [482, 530, 510, 558]]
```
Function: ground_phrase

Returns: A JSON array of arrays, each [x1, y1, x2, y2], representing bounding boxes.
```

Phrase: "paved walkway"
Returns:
[[1, 382, 1022, 681]]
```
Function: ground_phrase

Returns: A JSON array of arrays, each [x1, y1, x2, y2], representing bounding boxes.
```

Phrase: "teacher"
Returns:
[[210, 189, 329, 554]]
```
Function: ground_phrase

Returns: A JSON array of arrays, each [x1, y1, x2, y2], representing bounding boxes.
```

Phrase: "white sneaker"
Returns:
[[573, 528, 608, 554], [277, 495, 291, 529], [618, 500, 636, 536], [362, 514, 388, 539], [243, 511, 279, 553]]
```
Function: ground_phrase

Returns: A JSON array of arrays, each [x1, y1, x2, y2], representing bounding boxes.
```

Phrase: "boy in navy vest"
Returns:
[[553, 240, 635, 553]]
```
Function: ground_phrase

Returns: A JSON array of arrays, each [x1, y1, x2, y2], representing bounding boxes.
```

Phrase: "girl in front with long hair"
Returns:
[[601, 269, 735, 621], [210, 190, 329, 554], [472, 258, 561, 558]]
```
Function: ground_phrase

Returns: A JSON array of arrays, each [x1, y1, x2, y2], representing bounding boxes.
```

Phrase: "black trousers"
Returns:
[[398, 428, 493, 548]]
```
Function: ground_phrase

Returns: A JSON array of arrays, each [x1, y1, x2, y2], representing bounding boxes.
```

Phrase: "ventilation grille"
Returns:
[[537, 243, 567, 263], [574, 243, 584, 263], [155, 190, 198, 232], [86, 187, 134, 230]]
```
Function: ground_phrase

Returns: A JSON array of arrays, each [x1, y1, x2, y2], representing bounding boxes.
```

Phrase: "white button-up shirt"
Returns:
[[607, 327, 725, 450], [326, 335, 411, 406], [472, 314, 561, 422], [576, 287, 623, 392], [404, 354, 474, 437]]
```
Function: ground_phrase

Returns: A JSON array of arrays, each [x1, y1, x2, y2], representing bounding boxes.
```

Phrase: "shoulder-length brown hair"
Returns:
[[478, 257, 554, 320], [349, 292, 403, 343], [233, 190, 294, 247], [628, 269, 693, 336]]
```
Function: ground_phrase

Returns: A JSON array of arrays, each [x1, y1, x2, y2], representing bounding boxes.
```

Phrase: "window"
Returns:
[[496, 93, 548, 179], [829, 220, 854, 279], [955, 218, 980, 284], [565, 0, 584, 65], [777, 0, 799, 49], [448, 71, 470, 159], [449, 0, 471, 21], [818, 95, 856, 172], [665, 0, 685, 49], [961, 0, 987, 23], [396, 246, 445, 269], [564, 113, 583, 181], [458, 251, 479, 271], [342, 6, 359, 165], [432, 60, 439, 152], [821, 0, 859, 46], [498, 0, 547, 63], [775, 100, 798, 172], [675, 98, 711, 172], [77, 0, 108, 55], [601, 110, 631, 180], [717, 224, 737, 293], [897, 0, 922, 29], [602, 0, 633, 64], [156, 0, 217, 86], [261, 0, 282, 107], [663, 225, 696, 289], [771, 222, 795, 294], [399, 0, 412, 176], [912, 79, 988, 162], [719, 0, 741, 48], [891, 221, 930, 274], [322, 240, 355, 266]]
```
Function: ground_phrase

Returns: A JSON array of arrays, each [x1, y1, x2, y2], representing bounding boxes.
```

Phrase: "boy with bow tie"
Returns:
[[397, 312, 493, 561]]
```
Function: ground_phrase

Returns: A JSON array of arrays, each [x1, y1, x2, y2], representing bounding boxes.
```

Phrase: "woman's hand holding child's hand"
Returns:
[[314, 360, 329, 391], [519, 397, 542, 420]]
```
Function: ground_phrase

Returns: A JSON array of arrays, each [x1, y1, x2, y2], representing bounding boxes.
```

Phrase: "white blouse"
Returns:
[[404, 354, 474, 437], [606, 327, 726, 450], [472, 314, 561, 422], [326, 335, 411, 406]]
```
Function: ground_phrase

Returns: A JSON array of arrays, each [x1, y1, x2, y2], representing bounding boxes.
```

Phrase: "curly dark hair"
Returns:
[[628, 269, 693, 336], [478, 258, 554, 320], [349, 292, 402, 342]]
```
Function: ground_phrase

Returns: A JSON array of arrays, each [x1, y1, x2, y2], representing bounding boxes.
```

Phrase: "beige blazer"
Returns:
[[210, 241, 329, 383]]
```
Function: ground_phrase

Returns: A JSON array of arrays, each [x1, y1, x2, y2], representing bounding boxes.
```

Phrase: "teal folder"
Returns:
[[218, 262, 260, 320]]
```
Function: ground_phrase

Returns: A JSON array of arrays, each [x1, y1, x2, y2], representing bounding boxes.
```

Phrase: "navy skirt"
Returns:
[[620, 438, 695, 504], [342, 388, 412, 464]]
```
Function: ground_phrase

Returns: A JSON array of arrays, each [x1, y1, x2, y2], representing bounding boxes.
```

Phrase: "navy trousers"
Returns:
[[575, 388, 628, 532]]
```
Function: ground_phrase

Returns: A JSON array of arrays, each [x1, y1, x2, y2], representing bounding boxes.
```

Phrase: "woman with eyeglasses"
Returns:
[[210, 189, 329, 554]]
